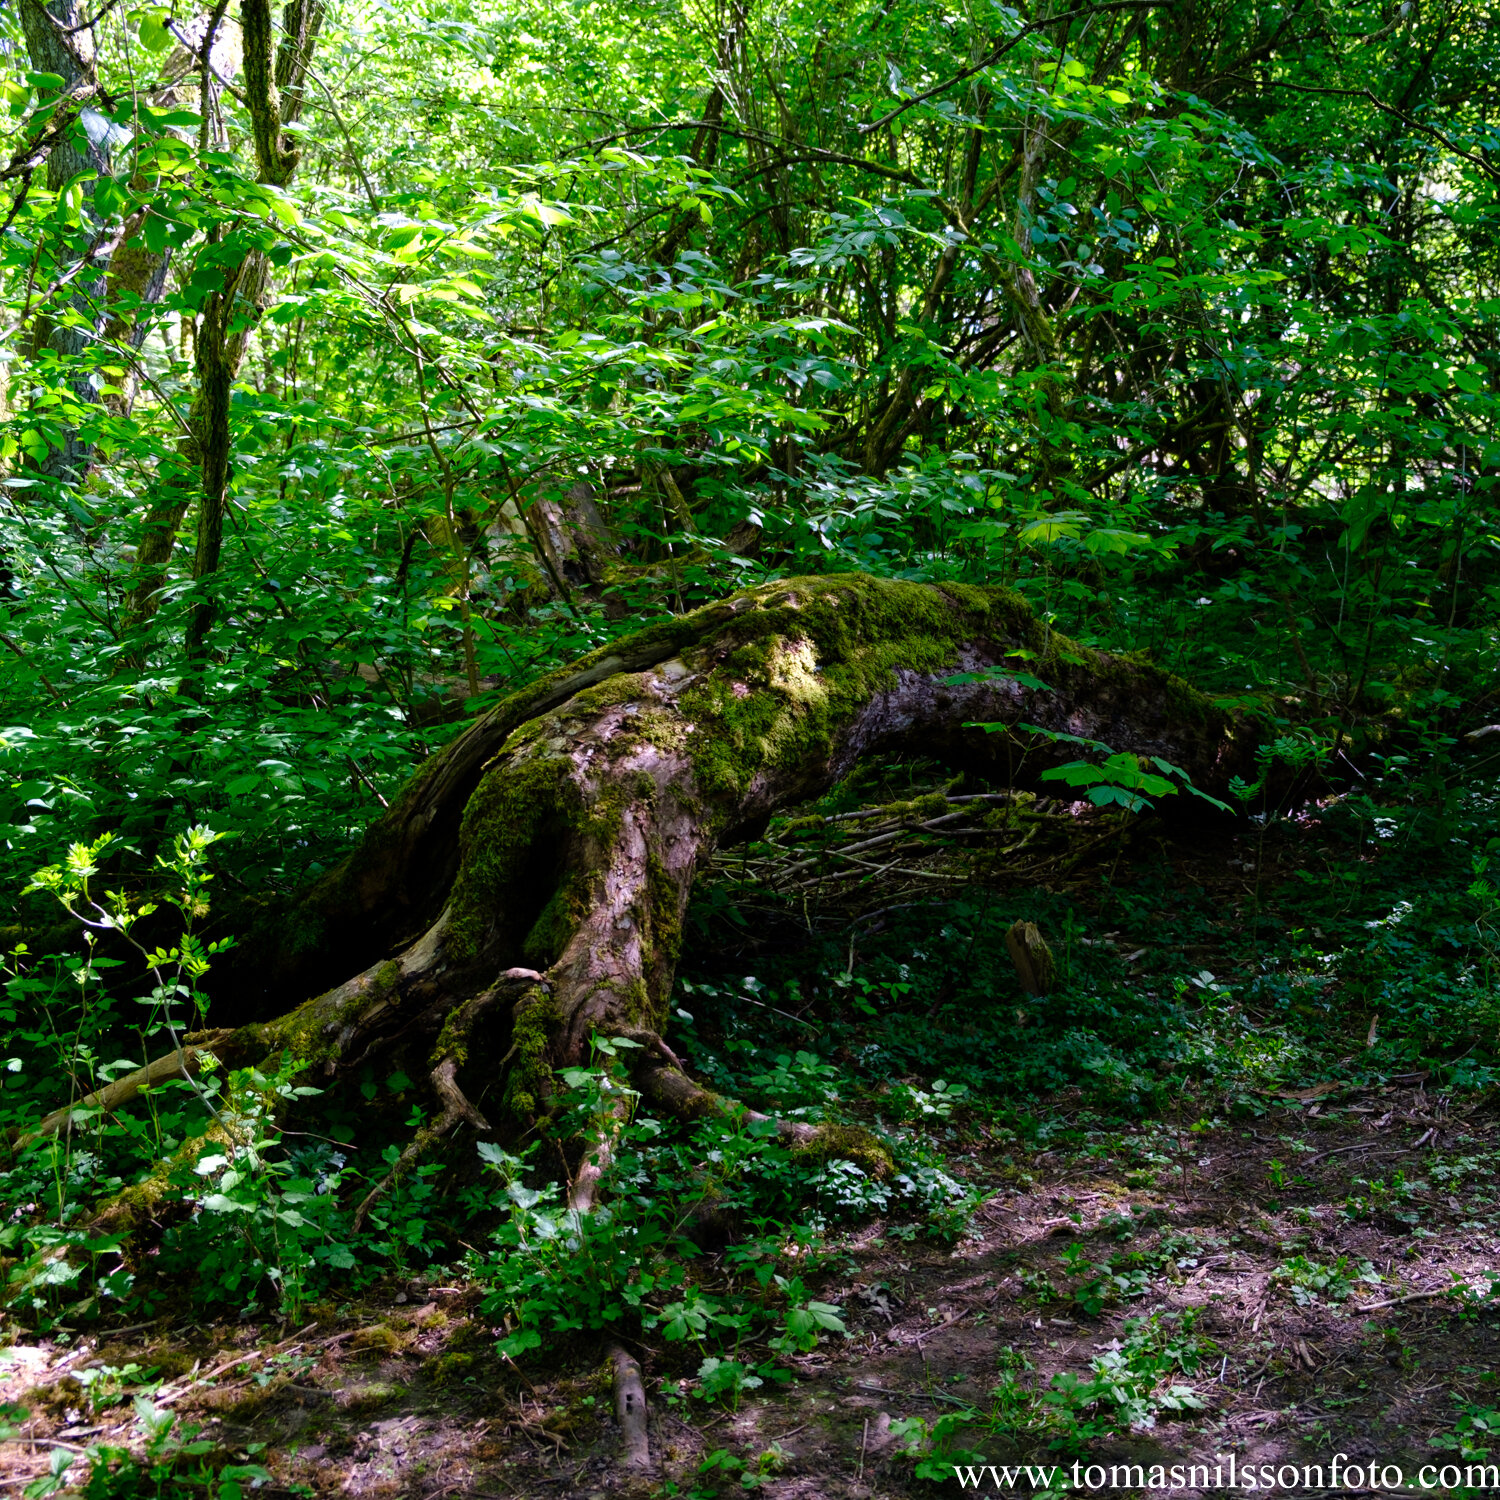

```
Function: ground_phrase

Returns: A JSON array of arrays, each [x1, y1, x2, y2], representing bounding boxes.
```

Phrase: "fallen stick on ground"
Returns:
[[1355, 1286, 1462, 1312]]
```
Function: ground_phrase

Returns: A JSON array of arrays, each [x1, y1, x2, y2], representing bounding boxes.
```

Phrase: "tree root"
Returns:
[[352, 969, 542, 1229], [10, 1031, 234, 1152], [350, 1057, 488, 1232], [12, 1009, 878, 1472], [635, 1055, 894, 1175]]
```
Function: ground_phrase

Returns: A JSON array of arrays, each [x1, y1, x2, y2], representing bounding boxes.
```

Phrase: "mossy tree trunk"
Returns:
[[190, 573, 1253, 1141]]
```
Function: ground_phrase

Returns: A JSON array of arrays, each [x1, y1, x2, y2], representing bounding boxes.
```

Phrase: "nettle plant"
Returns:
[[158, 1058, 357, 1323], [1, 830, 233, 1312], [20, 826, 229, 1101]]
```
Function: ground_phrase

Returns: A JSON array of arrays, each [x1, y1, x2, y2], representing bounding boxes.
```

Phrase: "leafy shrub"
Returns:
[[985, 1311, 1214, 1451], [469, 1055, 845, 1368]]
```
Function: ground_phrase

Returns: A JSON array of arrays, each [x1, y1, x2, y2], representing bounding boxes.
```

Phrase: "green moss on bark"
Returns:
[[521, 881, 587, 969], [503, 983, 558, 1122], [220, 954, 404, 1073], [446, 753, 578, 965], [790, 1122, 895, 1180], [678, 575, 1036, 802], [644, 851, 683, 969]]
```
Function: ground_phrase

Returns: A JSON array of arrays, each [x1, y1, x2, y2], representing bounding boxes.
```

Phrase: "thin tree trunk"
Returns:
[[123, 0, 323, 655], [182, 0, 320, 658], [18, 0, 114, 484]]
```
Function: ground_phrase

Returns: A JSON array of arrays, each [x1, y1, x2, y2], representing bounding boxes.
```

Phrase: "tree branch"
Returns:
[[858, 0, 1165, 136], [1225, 74, 1499, 184]]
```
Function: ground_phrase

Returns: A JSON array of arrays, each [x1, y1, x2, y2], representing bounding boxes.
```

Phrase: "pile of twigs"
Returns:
[[700, 787, 1127, 933]]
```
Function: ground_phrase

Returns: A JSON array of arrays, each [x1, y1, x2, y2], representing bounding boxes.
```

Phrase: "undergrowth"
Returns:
[[0, 746, 1495, 1488]]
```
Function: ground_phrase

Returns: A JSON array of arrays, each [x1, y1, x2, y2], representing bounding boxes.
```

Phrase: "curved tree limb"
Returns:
[[10, 1032, 234, 1152], [238, 574, 1252, 1018]]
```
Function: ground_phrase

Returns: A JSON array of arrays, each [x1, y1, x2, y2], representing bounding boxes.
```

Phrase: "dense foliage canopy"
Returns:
[[0, 0, 1494, 900]]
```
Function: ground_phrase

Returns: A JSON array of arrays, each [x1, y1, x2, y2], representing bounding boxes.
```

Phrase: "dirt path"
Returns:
[[4, 1081, 1495, 1498]]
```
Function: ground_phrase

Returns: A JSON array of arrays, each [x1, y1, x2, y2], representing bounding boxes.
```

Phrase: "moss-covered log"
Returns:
[[13, 575, 1255, 1165], [194, 573, 1254, 1132]]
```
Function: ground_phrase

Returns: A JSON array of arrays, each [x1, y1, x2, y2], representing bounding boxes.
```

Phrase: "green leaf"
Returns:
[[384, 225, 424, 251], [498, 1328, 542, 1358], [944, 667, 1051, 692], [138, 12, 173, 53]]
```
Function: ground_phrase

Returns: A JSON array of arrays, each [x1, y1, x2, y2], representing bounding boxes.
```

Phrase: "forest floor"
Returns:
[[2, 786, 1497, 1498], [1, 1086, 1495, 1497]]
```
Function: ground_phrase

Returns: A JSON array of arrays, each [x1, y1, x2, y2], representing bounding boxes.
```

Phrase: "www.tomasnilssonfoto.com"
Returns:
[[947, 1456, 1500, 1492]]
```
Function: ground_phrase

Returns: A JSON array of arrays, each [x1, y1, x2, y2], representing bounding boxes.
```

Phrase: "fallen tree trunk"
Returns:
[[187, 573, 1254, 1125], [18, 574, 1256, 1155], [229, 574, 1251, 1015]]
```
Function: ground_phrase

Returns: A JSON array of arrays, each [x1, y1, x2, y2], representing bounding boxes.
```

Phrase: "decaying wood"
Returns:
[[12, 1033, 234, 1151], [610, 1342, 652, 1470], [30, 577, 1257, 1167], [233, 574, 1252, 1012], [1004, 920, 1055, 995]]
